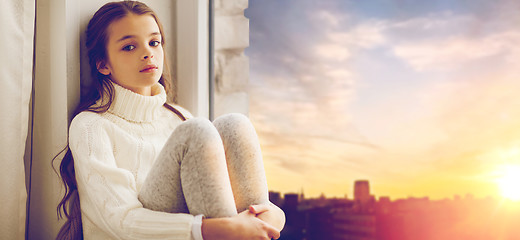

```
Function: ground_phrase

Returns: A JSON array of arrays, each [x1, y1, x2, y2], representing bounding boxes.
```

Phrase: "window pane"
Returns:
[[246, 0, 520, 239]]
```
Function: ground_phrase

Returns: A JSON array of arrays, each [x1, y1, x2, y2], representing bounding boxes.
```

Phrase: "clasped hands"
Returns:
[[201, 203, 285, 240]]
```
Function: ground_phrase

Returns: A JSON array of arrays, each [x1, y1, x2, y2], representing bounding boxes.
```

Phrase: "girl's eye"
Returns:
[[150, 41, 161, 47], [122, 45, 135, 51]]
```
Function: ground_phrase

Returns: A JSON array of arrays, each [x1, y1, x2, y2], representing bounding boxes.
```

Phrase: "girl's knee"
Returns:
[[173, 117, 222, 144], [213, 113, 254, 133], [213, 114, 260, 152], [179, 117, 214, 133], [214, 113, 248, 123]]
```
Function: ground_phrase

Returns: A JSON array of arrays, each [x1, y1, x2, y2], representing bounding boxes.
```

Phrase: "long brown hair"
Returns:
[[55, 1, 171, 239]]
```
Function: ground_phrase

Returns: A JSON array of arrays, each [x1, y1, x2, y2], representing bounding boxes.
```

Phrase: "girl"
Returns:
[[56, 1, 285, 239]]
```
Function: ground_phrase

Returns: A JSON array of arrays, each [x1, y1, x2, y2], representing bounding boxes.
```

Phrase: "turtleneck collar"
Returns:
[[105, 82, 167, 123]]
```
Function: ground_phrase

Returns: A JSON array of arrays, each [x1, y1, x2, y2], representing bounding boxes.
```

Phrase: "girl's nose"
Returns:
[[142, 47, 154, 60]]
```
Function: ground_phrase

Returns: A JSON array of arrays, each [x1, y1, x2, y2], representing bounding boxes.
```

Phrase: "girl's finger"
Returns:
[[249, 204, 270, 214], [266, 223, 280, 239]]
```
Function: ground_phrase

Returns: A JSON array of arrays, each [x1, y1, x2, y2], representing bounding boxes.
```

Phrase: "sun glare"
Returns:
[[497, 165, 520, 201]]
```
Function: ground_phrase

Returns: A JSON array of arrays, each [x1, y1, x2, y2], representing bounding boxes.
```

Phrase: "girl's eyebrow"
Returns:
[[116, 32, 161, 42]]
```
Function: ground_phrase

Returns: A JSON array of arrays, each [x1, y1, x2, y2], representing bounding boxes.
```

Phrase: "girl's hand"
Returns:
[[249, 203, 286, 231], [201, 210, 280, 240]]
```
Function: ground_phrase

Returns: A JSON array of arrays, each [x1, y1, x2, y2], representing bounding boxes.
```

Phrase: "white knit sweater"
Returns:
[[69, 82, 195, 240]]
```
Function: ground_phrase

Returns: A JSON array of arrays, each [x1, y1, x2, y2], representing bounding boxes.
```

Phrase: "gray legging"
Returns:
[[138, 113, 269, 218]]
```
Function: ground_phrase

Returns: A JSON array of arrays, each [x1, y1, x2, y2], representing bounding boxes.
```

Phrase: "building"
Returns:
[[354, 180, 370, 204], [269, 191, 283, 207], [333, 210, 377, 240]]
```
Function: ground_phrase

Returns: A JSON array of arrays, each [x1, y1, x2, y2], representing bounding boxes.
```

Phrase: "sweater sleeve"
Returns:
[[69, 113, 195, 240]]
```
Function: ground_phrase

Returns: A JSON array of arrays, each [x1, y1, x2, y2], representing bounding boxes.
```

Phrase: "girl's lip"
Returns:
[[140, 65, 158, 72]]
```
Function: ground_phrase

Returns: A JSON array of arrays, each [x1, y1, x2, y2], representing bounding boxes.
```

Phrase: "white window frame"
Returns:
[[176, 0, 211, 118]]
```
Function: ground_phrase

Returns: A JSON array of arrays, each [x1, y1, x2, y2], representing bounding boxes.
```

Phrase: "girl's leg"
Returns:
[[213, 113, 269, 212], [138, 118, 237, 218]]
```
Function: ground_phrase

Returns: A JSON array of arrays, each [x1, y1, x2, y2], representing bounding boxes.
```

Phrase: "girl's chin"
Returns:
[[114, 80, 162, 95], [140, 77, 161, 86]]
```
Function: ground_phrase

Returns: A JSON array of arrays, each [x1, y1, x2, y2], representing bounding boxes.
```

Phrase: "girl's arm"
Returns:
[[70, 113, 196, 239], [201, 209, 280, 240]]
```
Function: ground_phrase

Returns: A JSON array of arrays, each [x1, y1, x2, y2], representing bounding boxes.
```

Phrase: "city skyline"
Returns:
[[268, 179, 505, 202], [274, 179, 520, 240], [245, 0, 520, 200]]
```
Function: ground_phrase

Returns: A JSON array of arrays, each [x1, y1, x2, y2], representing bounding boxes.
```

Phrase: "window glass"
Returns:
[[246, 0, 520, 238]]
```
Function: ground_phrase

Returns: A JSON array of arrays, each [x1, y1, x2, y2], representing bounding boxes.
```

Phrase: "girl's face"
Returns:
[[99, 13, 164, 96]]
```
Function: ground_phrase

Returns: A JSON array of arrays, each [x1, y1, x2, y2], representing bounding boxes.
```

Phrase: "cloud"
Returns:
[[353, 62, 520, 190], [257, 128, 384, 196], [248, 6, 389, 141], [327, 21, 386, 48], [375, 9, 520, 72], [249, 9, 360, 136], [392, 31, 520, 71], [347, 10, 520, 170], [312, 9, 343, 28], [314, 43, 351, 61], [428, 76, 520, 154]]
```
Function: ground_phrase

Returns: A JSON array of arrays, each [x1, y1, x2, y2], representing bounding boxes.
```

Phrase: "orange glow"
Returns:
[[496, 165, 520, 201]]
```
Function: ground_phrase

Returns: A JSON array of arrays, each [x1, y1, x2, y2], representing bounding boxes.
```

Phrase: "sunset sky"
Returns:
[[245, 0, 520, 200]]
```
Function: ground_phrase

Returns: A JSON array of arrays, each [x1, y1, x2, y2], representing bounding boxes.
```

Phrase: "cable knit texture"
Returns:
[[69, 82, 194, 240]]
